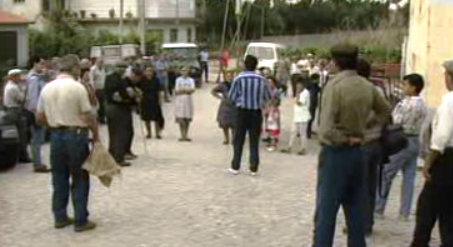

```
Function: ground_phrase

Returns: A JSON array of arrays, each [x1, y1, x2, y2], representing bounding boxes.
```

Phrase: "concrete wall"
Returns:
[[405, 0, 453, 107], [0, 25, 28, 67], [261, 29, 405, 49], [84, 22, 196, 44]]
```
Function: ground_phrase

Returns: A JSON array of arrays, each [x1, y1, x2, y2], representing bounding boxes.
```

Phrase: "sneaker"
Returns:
[[34, 165, 51, 173], [74, 221, 97, 232], [118, 162, 131, 167], [297, 150, 307, 156], [227, 168, 239, 175], [280, 148, 291, 153], [267, 146, 276, 152], [55, 217, 74, 229], [249, 171, 258, 176], [125, 153, 138, 160]]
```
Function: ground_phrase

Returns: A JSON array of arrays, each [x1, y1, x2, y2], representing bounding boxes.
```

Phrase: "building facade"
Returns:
[[0, 10, 32, 68], [69, 0, 199, 44], [405, 0, 453, 107]]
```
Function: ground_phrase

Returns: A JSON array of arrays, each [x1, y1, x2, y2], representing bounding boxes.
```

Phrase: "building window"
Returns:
[[42, 0, 51, 12], [14, 0, 25, 3], [170, 29, 178, 43], [187, 28, 192, 43]]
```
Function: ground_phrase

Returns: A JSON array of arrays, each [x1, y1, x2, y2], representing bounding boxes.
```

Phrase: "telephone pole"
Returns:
[[139, 0, 146, 55], [119, 0, 124, 45]]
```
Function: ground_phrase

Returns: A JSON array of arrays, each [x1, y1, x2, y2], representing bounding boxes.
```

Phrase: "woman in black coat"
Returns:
[[139, 66, 165, 139]]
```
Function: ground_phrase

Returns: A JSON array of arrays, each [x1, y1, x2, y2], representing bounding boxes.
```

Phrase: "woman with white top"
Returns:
[[281, 81, 311, 155], [174, 67, 196, 142]]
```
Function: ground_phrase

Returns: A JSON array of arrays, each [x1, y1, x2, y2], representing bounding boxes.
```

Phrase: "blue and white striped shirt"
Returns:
[[228, 71, 271, 110]]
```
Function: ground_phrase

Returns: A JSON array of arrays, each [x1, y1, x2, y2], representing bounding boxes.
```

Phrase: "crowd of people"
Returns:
[[1, 43, 452, 247]]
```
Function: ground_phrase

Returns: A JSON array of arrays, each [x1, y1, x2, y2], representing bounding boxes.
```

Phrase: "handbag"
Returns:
[[380, 124, 408, 158]]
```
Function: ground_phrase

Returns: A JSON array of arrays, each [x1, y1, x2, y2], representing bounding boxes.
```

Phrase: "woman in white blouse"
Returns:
[[174, 67, 196, 142]]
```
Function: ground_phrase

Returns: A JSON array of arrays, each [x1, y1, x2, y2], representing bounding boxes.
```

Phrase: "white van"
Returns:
[[90, 44, 141, 65], [244, 42, 286, 73]]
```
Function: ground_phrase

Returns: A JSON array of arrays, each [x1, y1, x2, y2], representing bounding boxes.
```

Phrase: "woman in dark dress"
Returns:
[[211, 70, 237, 145], [139, 66, 165, 139]]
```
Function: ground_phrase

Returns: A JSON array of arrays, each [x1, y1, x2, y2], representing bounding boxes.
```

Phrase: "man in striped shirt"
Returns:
[[227, 55, 271, 176]]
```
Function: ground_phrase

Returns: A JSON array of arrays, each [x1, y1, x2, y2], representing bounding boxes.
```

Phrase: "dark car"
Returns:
[[0, 106, 20, 170]]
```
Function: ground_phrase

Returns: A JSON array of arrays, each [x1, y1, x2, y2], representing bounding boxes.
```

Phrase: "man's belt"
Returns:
[[51, 126, 89, 134]]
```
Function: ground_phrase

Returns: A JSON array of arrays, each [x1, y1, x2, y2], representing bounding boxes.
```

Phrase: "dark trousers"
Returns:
[[231, 109, 263, 172], [106, 104, 133, 163], [313, 145, 366, 247], [307, 106, 317, 139], [6, 108, 29, 160], [411, 149, 453, 247], [362, 141, 382, 234], [95, 89, 106, 124], [201, 61, 209, 82], [50, 129, 90, 227], [291, 74, 301, 97]]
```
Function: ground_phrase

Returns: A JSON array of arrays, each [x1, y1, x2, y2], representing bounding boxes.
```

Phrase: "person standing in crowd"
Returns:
[[80, 66, 98, 109], [36, 54, 99, 232], [89, 57, 106, 124], [104, 62, 139, 167], [174, 67, 196, 142], [410, 60, 453, 247], [26, 57, 51, 173], [227, 55, 271, 176], [3, 69, 33, 165], [306, 73, 321, 139], [265, 76, 282, 152], [139, 66, 165, 139], [375, 74, 428, 221], [200, 47, 210, 84], [217, 48, 231, 82], [313, 44, 390, 247], [356, 58, 387, 237], [211, 70, 237, 145], [281, 81, 311, 155], [290, 56, 302, 97], [155, 55, 170, 102], [276, 59, 290, 96]]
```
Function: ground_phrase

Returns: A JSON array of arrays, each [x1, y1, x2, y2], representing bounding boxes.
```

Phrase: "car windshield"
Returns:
[[103, 47, 121, 57], [247, 46, 275, 60], [164, 48, 198, 60]]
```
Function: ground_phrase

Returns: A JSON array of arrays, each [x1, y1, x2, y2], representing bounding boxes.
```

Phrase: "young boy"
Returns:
[[281, 81, 311, 155], [376, 73, 428, 220]]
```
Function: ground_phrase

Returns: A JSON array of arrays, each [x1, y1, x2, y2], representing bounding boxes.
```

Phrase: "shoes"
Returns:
[[227, 168, 239, 175], [125, 153, 138, 160], [146, 134, 152, 139], [249, 170, 257, 176], [34, 165, 51, 173], [297, 150, 307, 156], [156, 135, 162, 140], [223, 140, 229, 145], [74, 221, 97, 233], [267, 146, 276, 152], [19, 157, 32, 163], [55, 217, 74, 229], [280, 148, 291, 153], [118, 162, 131, 167], [184, 138, 192, 142]]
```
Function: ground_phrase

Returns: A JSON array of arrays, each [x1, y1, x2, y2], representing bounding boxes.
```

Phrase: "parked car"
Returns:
[[244, 42, 286, 74], [0, 106, 20, 170]]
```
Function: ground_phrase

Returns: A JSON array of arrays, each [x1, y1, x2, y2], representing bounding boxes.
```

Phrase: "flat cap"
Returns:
[[443, 60, 453, 75], [330, 43, 359, 57], [7, 69, 23, 76]]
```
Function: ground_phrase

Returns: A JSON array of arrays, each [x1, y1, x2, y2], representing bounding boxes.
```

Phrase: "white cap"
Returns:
[[7, 69, 22, 76]]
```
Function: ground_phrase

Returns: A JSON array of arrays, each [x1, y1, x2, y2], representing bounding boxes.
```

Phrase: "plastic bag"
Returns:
[[84, 142, 121, 187]]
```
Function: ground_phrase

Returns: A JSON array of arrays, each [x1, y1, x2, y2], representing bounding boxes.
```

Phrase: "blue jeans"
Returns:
[[376, 136, 419, 218], [31, 125, 46, 167], [50, 129, 90, 227], [313, 145, 366, 247]]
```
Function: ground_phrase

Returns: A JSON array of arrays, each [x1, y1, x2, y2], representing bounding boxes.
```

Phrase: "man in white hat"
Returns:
[[3, 69, 32, 164]]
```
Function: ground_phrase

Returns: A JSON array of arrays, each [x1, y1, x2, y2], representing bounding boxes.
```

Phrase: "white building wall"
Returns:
[[0, 0, 40, 22]]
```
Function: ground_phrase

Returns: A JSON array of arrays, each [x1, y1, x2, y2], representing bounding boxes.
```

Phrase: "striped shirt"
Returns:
[[228, 71, 271, 110]]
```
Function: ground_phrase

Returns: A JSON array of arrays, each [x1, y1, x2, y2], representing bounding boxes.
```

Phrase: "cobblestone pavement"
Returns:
[[0, 84, 436, 247]]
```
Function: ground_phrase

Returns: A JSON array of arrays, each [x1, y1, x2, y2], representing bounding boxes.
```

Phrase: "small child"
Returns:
[[265, 77, 282, 151], [281, 81, 311, 155]]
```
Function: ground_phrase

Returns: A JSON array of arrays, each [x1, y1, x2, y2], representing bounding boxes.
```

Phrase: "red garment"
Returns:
[[220, 50, 230, 67]]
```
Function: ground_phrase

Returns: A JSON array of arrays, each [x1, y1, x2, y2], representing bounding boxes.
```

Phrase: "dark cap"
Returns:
[[330, 43, 359, 58]]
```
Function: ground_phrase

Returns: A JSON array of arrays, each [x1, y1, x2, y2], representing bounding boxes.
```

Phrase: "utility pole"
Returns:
[[119, 0, 124, 47], [260, 7, 265, 39], [140, 0, 146, 55]]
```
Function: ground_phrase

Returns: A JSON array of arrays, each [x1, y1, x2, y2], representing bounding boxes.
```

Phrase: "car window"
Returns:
[[247, 46, 275, 60]]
